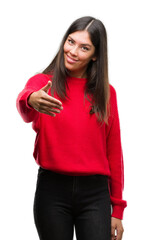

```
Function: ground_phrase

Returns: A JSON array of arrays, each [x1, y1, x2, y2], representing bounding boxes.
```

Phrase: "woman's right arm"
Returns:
[[16, 74, 63, 123]]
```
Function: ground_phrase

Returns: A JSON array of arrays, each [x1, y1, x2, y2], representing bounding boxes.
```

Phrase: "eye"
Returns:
[[82, 46, 89, 51], [68, 38, 74, 45]]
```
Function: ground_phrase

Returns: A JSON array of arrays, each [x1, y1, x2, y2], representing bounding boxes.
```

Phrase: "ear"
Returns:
[[92, 56, 97, 61]]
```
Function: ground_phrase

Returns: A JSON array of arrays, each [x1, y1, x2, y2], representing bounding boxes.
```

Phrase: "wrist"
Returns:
[[27, 92, 35, 109]]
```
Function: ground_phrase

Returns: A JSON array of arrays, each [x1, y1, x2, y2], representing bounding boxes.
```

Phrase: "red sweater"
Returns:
[[16, 73, 127, 219]]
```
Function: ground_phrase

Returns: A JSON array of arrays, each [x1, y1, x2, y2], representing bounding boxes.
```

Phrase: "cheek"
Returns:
[[64, 43, 70, 53], [78, 53, 92, 64]]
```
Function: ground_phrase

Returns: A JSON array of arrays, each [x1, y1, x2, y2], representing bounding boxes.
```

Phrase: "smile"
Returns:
[[66, 54, 78, 64]]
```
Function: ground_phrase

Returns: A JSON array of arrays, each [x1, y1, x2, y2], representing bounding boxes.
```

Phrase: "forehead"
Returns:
[[68, 30, 93, 45]]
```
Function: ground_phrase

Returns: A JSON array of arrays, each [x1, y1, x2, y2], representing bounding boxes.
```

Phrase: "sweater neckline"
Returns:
[[67, 75, 87, 82]]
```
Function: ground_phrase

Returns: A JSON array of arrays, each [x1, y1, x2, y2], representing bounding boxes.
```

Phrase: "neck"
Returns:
[[67, 70, 87, 78]]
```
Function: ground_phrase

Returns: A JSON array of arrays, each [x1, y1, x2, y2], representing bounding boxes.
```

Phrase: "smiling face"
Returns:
[[63, 30, 96, 78]]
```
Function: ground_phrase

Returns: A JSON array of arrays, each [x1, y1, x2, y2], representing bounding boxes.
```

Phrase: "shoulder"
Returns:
[[25, 73, 52, 89], [109, 84, 117, 96], [108, 84, 119, 118], [109, 84, 118, 104], [27, 73, 52, 83]]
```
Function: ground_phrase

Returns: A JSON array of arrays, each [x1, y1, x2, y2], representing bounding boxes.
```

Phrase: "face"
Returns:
[[63, 30, 96, 78]]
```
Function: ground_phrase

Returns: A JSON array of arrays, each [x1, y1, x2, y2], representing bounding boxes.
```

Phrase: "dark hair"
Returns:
[[42, 16, 110, 124]]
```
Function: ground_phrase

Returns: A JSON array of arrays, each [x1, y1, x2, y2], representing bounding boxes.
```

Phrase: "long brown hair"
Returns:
[[42, 16, 110, 124]]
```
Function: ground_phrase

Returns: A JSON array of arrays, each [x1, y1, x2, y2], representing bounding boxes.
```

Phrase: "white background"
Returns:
[[1, 0, 143, 239]]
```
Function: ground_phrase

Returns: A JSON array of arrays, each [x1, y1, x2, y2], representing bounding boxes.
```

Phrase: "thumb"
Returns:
[[42, 81, 52, 93]]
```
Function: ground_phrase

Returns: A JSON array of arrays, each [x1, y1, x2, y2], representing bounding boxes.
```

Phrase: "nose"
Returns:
[[70, 46, 78, 56]]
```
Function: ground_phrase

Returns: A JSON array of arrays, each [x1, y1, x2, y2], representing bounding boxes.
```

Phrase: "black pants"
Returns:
[[33, 167, 111, 240]]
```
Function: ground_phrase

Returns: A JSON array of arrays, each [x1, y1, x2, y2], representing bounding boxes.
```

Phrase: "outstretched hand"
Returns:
[[28, 81, 63, 117], [111, 217, 124, 240]]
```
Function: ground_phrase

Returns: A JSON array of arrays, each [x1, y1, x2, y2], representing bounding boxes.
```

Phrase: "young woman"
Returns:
[[16, 16, 127, 240]]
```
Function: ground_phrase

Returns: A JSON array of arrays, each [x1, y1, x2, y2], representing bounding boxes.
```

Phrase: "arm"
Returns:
[[16, 88, 38, 123], [16, 74, 47, 123], [16, 73, 63, 123], [106, 85, 127, 220]]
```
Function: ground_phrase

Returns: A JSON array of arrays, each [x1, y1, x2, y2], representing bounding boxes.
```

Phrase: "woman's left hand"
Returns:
[[111, 217, 124, 240]]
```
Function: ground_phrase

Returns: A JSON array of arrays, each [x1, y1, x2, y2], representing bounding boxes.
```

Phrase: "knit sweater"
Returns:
[[16, 73, 127, 219]]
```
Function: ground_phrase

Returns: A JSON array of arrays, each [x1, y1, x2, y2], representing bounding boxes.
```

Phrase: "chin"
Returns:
[[64, 62, 74, 71]]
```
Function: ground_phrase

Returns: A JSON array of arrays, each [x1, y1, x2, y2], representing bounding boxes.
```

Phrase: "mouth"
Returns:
[[66, 54, 78, 64]]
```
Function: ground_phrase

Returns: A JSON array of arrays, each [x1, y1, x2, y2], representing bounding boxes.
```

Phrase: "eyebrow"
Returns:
[[68, 35, 92, 47]]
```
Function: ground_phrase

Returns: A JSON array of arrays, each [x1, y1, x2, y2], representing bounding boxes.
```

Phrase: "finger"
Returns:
[[42, 94, 62, 106], [116, 228, 123, 240], [40, 110, 56, 117], [47, 107, 61, 113], [111, 236, 117, 240], [111, 226, 115, 240], [111, 236, 116, 240], [39, 99, 63, 110], [36, 107, 56, 117], [42, 81, 52, 93], [36, 105, 61, 114]]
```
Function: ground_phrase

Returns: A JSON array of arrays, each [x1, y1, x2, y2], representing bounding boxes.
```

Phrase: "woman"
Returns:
[[16, 16, 127, 240]]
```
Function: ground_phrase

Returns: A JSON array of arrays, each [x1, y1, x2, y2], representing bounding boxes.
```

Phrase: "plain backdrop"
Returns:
[[0, 0, 143, 239]]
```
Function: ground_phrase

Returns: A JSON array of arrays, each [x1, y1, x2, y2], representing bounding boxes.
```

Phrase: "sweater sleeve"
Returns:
[[106, 85, 127, 219], [16, 73, 50, 123]]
